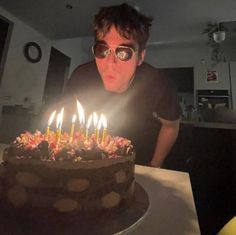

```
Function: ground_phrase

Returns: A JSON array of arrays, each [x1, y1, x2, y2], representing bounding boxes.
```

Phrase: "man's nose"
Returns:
[[106, 49, 118, 64]]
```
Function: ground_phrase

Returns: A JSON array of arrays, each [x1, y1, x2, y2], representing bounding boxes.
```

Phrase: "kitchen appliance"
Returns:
[[197, 89, 231, 110], [196, 90, 236, 123]]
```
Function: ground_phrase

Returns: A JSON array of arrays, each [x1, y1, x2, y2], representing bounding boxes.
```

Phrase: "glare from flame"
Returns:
[[97, 116, 102, 130], [76, 99, 85, 125], [93, 112, 98, 127], [48, 110, 56, 126], [56, 114, 60, 128], [98, 113, 107, 130], [72, 114, 77, 123], [86, 114, 93, 129]]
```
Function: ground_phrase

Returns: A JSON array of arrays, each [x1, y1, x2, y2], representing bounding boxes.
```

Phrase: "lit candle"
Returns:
[[93, 111, 98, 134], [76, 99, 85, 135], [101, 114, 107, 143], [56, 107, 64, 145], [45, 110, 56, 141], [96, 115, 102, 143], [85, 114, 92, 142], [92, 112, 98, 142], [69, 114, 77, 143]]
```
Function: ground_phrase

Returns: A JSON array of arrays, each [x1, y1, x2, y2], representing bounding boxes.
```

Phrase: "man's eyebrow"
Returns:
[[95, 41, 136, 50], [119, 43, 136, 50]]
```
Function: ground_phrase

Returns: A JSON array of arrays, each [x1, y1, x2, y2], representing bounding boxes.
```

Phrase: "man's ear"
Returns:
[[137, 50, 145, 66]]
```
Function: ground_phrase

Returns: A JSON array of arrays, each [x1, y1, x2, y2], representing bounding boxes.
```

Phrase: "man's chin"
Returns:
[[103, 81, 119, 92], [104, 85, 118, 92]]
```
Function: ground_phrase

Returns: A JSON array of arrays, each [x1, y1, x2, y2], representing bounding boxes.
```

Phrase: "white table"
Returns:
[[0, 144, 200, 234], [131, 165, 201, 235]]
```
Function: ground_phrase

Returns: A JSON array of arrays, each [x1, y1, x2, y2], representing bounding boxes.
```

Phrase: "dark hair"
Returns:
[[94, 3, 153, 52]]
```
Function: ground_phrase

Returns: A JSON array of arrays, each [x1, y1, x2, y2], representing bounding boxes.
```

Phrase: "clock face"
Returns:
[[28, 45, 39, 60], [24, 42, 42, 63]]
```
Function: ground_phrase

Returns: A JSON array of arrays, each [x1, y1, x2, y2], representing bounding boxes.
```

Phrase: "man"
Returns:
[[64, 3, 181, 167]]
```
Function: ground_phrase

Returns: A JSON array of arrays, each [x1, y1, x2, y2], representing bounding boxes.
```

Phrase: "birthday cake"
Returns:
[[0, 130, 135, 223]]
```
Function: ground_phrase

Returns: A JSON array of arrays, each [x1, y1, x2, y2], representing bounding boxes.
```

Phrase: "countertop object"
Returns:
[[181, 120, 236, 130]]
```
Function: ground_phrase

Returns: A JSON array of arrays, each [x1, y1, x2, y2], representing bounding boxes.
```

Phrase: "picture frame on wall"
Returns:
[[206, 70, 218, 83]]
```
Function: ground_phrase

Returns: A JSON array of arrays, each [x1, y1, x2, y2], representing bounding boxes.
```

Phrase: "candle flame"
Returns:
[[93, 112, 98, 127], [56, 113, 60, 128], [101, 113, 107, 128], [76, 99, 85, 124], [98, 113, 106, 130], [56, 107, 64, 129], [48, 110, 56, 126], [101, 114, 107, 143], [72, 114, 76, 123], [86, 114, 93, 129], [97, 117, 102, 130], [60, 107, 64, 129]]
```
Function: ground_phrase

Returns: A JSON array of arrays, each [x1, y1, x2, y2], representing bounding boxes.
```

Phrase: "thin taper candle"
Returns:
[[101, 114, 107, 143], [45, 110, 56, 141], [56, 108, 64, 145], [69, 114, 76, 143], [85, 114, 92, 142]]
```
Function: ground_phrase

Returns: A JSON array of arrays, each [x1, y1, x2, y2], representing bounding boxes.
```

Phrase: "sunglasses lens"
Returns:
[[93, 44, 109, 58], [115, 47, 133, 61], [93, 44, 134, 61]]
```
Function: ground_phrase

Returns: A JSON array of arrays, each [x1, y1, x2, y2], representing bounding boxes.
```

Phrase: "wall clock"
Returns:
[[24, 42, 42, 63]]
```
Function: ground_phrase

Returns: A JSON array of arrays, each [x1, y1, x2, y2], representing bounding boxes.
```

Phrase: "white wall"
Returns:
[[0, 7, 51, 114], [145, 37, 236, 68], [145, 42, 210, 68]]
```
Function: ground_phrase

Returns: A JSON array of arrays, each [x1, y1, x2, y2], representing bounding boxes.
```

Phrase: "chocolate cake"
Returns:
[[0, 130, 135, 223]]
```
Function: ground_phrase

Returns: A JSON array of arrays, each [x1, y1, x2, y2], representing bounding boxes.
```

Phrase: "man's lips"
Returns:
[[104, 74, 116, 80]]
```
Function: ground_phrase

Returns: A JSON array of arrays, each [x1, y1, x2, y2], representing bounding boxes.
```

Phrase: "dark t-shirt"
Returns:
[[63, 60, 181, 165]]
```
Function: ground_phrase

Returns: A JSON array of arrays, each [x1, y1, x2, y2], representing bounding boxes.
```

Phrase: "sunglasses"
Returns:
[[92, 43, 136, 61]]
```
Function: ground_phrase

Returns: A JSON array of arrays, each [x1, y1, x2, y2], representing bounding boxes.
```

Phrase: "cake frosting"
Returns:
[[0, 130, 135, 223]]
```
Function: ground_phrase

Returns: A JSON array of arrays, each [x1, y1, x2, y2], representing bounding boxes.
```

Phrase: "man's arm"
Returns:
[[150, 117, 180, 168]]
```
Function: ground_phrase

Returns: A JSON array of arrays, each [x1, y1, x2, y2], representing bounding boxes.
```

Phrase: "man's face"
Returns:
[[94, 26, 145, 93]]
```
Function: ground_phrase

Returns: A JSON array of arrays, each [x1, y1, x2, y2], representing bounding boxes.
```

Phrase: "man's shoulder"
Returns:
[[135, 62, 169, 89], [137, 62, 167, 80]]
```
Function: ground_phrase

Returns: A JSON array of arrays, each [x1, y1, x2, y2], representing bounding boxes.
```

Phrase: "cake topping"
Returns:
[[101, 191, 121, 208], [66, 178, 90, 192], [53, 198, 79, 212], [6, 130, 133, 162]]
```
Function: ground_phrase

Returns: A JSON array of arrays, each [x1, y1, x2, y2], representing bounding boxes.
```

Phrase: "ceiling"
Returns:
[[0, 0, 236, 44]]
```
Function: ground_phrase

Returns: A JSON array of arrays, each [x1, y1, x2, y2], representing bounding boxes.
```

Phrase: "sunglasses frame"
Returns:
[[92, 43, 136, 61]]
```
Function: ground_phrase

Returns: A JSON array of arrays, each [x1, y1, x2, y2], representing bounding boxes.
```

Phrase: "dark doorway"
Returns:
[[42, 47, 71, 111], [0, 15, 13, 85]]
